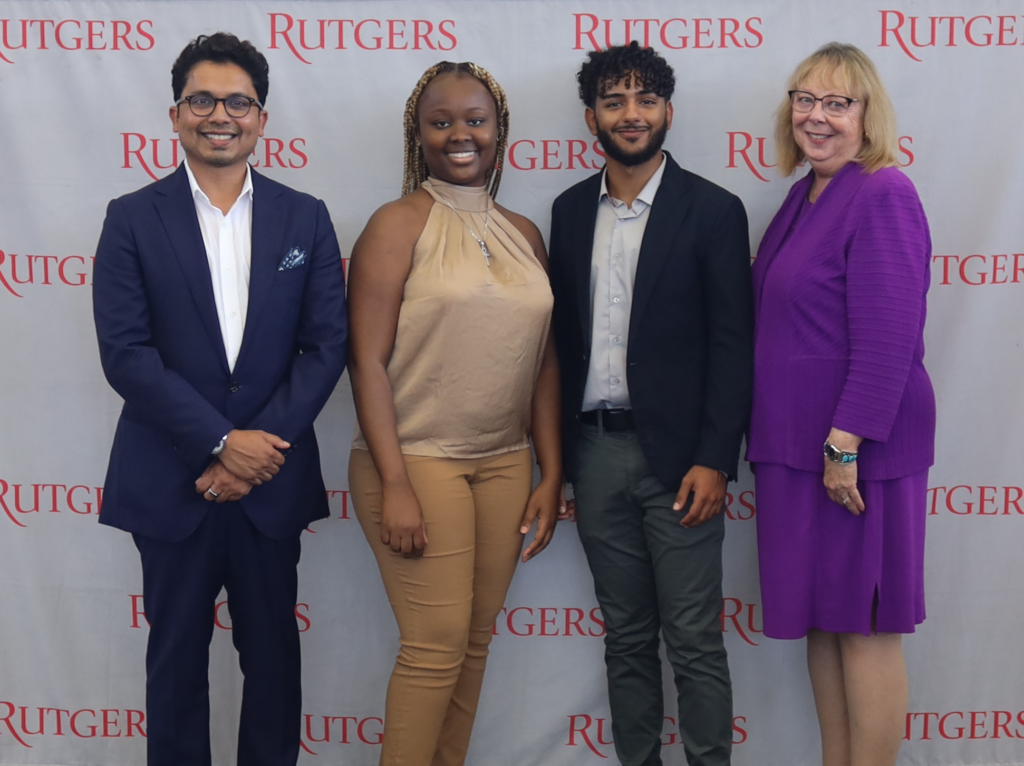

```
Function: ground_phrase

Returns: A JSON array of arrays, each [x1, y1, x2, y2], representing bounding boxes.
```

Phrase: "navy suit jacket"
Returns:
[[549, 153, 754, 489], [93, 164, 348, 542]]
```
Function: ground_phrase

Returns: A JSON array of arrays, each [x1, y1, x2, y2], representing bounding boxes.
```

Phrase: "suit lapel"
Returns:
[[154, 164, 230, 374], [573, 174, 602, 344], [236, 170, 285, 370], [628, 155, 690, 348]]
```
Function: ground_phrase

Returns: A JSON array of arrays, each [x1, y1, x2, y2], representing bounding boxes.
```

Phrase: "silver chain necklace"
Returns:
[[426, 181, 492, 267]]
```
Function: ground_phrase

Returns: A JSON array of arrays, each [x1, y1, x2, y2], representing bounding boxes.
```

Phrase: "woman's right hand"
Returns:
[[380, 485, 428, 558]]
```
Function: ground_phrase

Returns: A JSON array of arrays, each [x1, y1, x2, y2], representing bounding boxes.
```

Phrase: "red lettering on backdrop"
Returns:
[[492, 606, 606, 637], [129, 594, 312, 631], [493, 603, 761, 640], [0, 482, 102, 523], [566, 714, 612, 758], [122, 133, 307, 180], [0, 702, 33, 747], [130, 594, 149, 628], [268, 13, 456, 63], [0, 704, 147, 745], [723, 489, 756, 521], [121, 133, 179, 181], [0, 480, 27, 527], [930, 254, 1024, 286], [720, 598, 763, 646], [298, 714, 386, 755], [726, 132, 775, 182], [322, 489, 352, 521], [940, 712, 966, 739], [357, 717, 384, 745], [573, 14, 762, 51], [925, 486, 1024, 516], [567, 714, 748, 754], [0, 19, 153, 62], [69, 710, 97, 738], [726, 134, 915, 180], [898, 136, 915, 167], [507, 139, 606, 171], [733, 716, 749, 744], [881, 11, 1024, 61]]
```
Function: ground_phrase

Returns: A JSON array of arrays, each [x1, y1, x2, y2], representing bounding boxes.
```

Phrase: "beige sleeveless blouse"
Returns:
[[352, 178, 554, 458]]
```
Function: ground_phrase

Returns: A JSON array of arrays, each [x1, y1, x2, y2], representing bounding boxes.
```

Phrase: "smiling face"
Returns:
[[586, 73, 673, 169], [791, 73, 864, 181], [416, 72, 498, 187], [169, 60, 267, 172]]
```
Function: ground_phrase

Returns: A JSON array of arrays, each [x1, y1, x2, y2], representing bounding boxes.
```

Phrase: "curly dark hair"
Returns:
[[576, 41, 675, 108], [171, 32, 269, 104]]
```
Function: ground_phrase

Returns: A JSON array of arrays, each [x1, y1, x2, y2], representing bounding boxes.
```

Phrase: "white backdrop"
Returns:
[[1, 1, 1023, 765]]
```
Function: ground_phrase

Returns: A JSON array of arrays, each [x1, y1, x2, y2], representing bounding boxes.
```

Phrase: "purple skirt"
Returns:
[[754, 463, 928, 639]]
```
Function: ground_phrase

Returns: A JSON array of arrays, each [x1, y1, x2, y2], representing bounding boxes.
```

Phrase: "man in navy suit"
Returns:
[[548, 43, 752, 766], [92, 32, 347, 766]]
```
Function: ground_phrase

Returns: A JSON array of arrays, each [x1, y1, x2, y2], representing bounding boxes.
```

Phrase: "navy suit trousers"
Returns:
[[133, 504, 302, 766]]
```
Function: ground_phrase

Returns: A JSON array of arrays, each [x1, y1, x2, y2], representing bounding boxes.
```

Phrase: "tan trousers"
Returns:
[[349, 448, 532, 766]]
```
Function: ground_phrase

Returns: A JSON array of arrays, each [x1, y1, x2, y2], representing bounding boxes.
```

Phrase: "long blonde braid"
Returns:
[[402, 62, 510, 199]]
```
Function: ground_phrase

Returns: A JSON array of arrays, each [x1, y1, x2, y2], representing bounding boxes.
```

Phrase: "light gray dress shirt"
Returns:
[[581, 154, 667, 411]]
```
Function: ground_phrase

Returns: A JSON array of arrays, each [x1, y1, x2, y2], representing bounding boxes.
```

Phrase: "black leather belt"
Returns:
[[580, 409, 635, 431]]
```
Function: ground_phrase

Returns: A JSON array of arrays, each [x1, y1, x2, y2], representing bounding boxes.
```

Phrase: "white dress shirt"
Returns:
[[581, 154, 667, 411], [184, 159, 253, 372]]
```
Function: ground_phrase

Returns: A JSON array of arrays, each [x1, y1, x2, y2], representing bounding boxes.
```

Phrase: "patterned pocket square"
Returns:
[[278, 247, 307, 271]]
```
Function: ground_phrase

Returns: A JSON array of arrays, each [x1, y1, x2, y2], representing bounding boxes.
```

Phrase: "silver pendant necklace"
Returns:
[[426, 181, 492, 267]]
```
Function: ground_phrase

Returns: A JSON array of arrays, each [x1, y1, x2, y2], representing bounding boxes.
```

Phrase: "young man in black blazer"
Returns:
[[548, 43, 753, 766]]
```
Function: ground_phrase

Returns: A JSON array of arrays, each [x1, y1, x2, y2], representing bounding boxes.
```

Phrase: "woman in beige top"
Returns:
[[346, 62, 562, 766]]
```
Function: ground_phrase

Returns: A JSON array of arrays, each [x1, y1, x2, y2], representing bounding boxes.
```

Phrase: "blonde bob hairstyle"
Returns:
[[774, 42, 898, 176]]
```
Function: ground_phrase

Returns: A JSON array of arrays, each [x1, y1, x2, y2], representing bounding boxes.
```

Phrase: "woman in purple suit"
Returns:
[[749, 43, 934, 766]]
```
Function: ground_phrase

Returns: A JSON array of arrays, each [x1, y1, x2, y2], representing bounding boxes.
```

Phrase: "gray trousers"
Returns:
[[574, 424, 732, 766]]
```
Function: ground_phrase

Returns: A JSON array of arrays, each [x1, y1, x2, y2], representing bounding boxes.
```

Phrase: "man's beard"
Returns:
[[596, 120, 667, 167]]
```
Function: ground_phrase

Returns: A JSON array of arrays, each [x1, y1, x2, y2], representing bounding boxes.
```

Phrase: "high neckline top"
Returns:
[[422, 177, 494, 213], [351, 179, 553, 459]]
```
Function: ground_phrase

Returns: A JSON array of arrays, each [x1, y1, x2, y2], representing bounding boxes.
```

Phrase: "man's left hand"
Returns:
[[673, 465, 727, 528], [196, 461, 253, 503]]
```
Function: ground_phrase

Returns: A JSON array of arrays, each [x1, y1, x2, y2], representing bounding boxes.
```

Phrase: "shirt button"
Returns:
[[612, 297, 620, 304], [613, 254, 621, 261], [611, 377, 620, 385], [614, 336, 621, 344]]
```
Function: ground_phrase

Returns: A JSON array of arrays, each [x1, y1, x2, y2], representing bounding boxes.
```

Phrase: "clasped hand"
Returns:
[[194, 428, 290, 502], [218, 429, 290, 484]]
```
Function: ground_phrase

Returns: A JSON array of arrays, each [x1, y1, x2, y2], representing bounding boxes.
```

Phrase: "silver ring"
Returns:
[[841, 496, 851, 505], [207, 489, 220, 499]]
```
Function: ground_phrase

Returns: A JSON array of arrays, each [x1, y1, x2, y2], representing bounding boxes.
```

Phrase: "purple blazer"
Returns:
[[747, 162, 935, 481]]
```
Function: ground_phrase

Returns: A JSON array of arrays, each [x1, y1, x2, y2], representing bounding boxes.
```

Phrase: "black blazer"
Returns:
[[549, 152, 753, 489]]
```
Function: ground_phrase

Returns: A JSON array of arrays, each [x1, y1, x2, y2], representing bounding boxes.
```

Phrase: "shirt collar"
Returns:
[[183, 159, 254, 207], [598, 152, 667, 212]]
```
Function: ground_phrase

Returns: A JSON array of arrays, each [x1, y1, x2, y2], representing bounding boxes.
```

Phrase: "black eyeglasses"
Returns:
[[788, 90, 858, 117], [175, 94, 263, 118]]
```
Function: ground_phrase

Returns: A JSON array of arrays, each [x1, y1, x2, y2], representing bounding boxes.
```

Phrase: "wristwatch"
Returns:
[[823, 441, 858, 464], [211, 434, 229, 456]]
